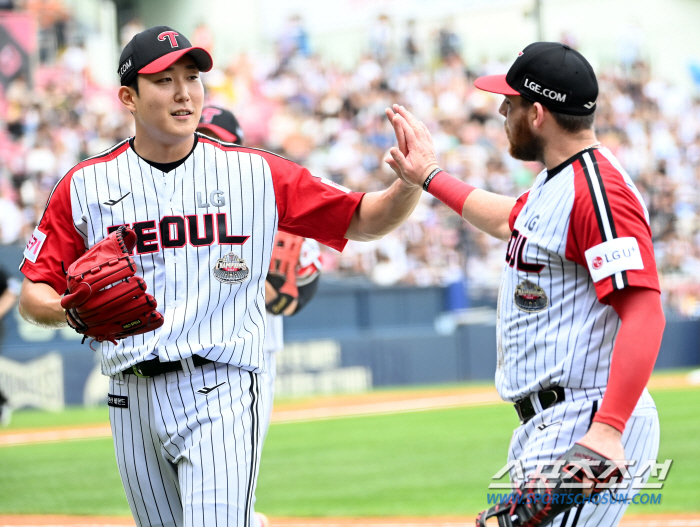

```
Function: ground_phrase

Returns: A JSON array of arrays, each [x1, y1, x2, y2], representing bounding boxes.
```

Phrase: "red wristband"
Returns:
[[425, 171, 476, 216]]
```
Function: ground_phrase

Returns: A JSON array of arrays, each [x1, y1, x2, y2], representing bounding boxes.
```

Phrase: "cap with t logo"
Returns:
[[198, 106, 245, 144], [118, 25, 213, 86], [474, 42, 598, 116]]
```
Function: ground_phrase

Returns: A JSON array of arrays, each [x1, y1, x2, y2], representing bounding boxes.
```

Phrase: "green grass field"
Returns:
[[0, 385, 698, 517]]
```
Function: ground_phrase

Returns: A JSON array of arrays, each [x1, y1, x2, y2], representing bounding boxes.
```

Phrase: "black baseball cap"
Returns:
[[474, 42, 598, 116], [118, 25, 213, 86], [197, 106, 245, 144]]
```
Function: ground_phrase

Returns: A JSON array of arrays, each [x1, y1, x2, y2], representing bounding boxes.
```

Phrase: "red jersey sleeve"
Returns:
[[508, 190, 530, 232], [565, 149, 660, 303], [256, 150, 364, 252], [20, 174, 86, 294]]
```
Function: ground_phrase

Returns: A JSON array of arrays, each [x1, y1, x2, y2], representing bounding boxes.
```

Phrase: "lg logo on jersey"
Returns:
[[197, 190, 226, 208], [107, 214, 249, 254], [525, 215, 539, 231]]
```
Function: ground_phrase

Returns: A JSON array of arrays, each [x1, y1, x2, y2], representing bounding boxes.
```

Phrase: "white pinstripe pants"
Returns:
[[109, 361, 263, 527], [508, 389, 660, 527]]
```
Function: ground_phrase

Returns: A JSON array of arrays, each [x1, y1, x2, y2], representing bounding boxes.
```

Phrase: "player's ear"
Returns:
[[531, 102, 546, 129], [118, 85, 138, 113]]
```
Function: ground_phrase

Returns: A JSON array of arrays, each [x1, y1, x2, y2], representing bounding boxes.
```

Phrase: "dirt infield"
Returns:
[[2, 514, 700, 526]]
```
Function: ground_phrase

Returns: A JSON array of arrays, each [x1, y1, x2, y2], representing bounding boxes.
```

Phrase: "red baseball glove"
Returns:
[[60, 226, 164, 345]]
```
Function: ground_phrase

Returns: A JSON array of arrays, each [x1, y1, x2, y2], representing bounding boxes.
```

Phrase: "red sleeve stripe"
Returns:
[[579, 150, 628, 290]]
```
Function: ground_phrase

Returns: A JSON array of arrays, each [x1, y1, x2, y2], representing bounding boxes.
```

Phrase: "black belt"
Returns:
[[513, 386, 566, 424], [122, 355, 214, 378]]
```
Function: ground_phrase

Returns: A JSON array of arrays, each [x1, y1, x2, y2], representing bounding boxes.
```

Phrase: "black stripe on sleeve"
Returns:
[[579, 155, 608, 243], [589, 153, 629, 287], [588, 153, 619, 239], [581, 153, 628, 289]]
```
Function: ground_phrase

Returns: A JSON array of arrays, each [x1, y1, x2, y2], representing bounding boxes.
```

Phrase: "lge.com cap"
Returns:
[[118, 25, 213, 86], [474, 42, 598, 116]]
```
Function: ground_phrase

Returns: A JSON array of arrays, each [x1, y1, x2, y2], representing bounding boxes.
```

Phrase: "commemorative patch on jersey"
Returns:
[[23, 227, 47, 263], [213, 252, 249, 284], [584, 237, 643, 283], [107, 394, 128, 408], [513, 279, 548, 313]]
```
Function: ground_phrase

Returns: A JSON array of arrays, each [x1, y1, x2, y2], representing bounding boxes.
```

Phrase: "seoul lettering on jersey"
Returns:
[[505, 229, 545, 273], [106, 214, 249, 253]]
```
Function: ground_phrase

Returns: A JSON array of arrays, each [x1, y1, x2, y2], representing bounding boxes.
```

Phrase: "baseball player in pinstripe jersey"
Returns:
[[17, 26, 422, 527], [197, 106, 323, 440], [197, 107, 323, 527], [386, 43, 665, 526]]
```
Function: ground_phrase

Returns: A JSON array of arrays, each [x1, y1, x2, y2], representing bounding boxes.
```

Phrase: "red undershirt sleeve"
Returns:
[[593, 287, 664, 432], [563, 150, 663, 432]]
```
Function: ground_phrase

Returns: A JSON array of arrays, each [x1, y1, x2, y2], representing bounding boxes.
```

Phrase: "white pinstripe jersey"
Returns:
[[496, 147, 660, 402], [21, 134, 361, 376]]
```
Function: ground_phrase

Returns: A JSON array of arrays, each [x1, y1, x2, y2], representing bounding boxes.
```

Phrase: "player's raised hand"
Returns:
[[385, 104, 439, 187], [383, 107, 409, 183]]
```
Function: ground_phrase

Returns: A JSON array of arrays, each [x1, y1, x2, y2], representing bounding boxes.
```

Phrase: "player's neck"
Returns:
[[542, 131, 599, 170], [132, 133, 196, 164]]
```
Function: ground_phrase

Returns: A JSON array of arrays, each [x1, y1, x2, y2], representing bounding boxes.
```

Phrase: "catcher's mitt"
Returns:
[[266, 231, 304, 315], [476, 443, 622, 527], [60, 226, 164, 345]]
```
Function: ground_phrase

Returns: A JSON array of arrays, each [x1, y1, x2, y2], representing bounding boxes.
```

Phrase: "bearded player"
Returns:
[[386, 42, 664, 526]]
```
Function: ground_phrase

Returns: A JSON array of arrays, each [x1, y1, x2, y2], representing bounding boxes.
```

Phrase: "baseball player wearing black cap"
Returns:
[[386, 43, 664, 526], [198, 106, 245, 144], [18, 25, 422, 527]]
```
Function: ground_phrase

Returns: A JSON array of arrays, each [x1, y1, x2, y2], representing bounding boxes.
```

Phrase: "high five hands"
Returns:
[[384, 104, 440, 187]]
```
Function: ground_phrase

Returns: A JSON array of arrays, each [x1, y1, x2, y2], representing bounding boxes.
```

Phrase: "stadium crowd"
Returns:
[[1, 12, 699, 318]]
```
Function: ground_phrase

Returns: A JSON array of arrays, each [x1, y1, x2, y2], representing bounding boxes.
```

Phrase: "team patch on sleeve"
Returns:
[[317, 177, 351, 193], [23, 227, 47, 263], [584, 237, 644, 283]]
